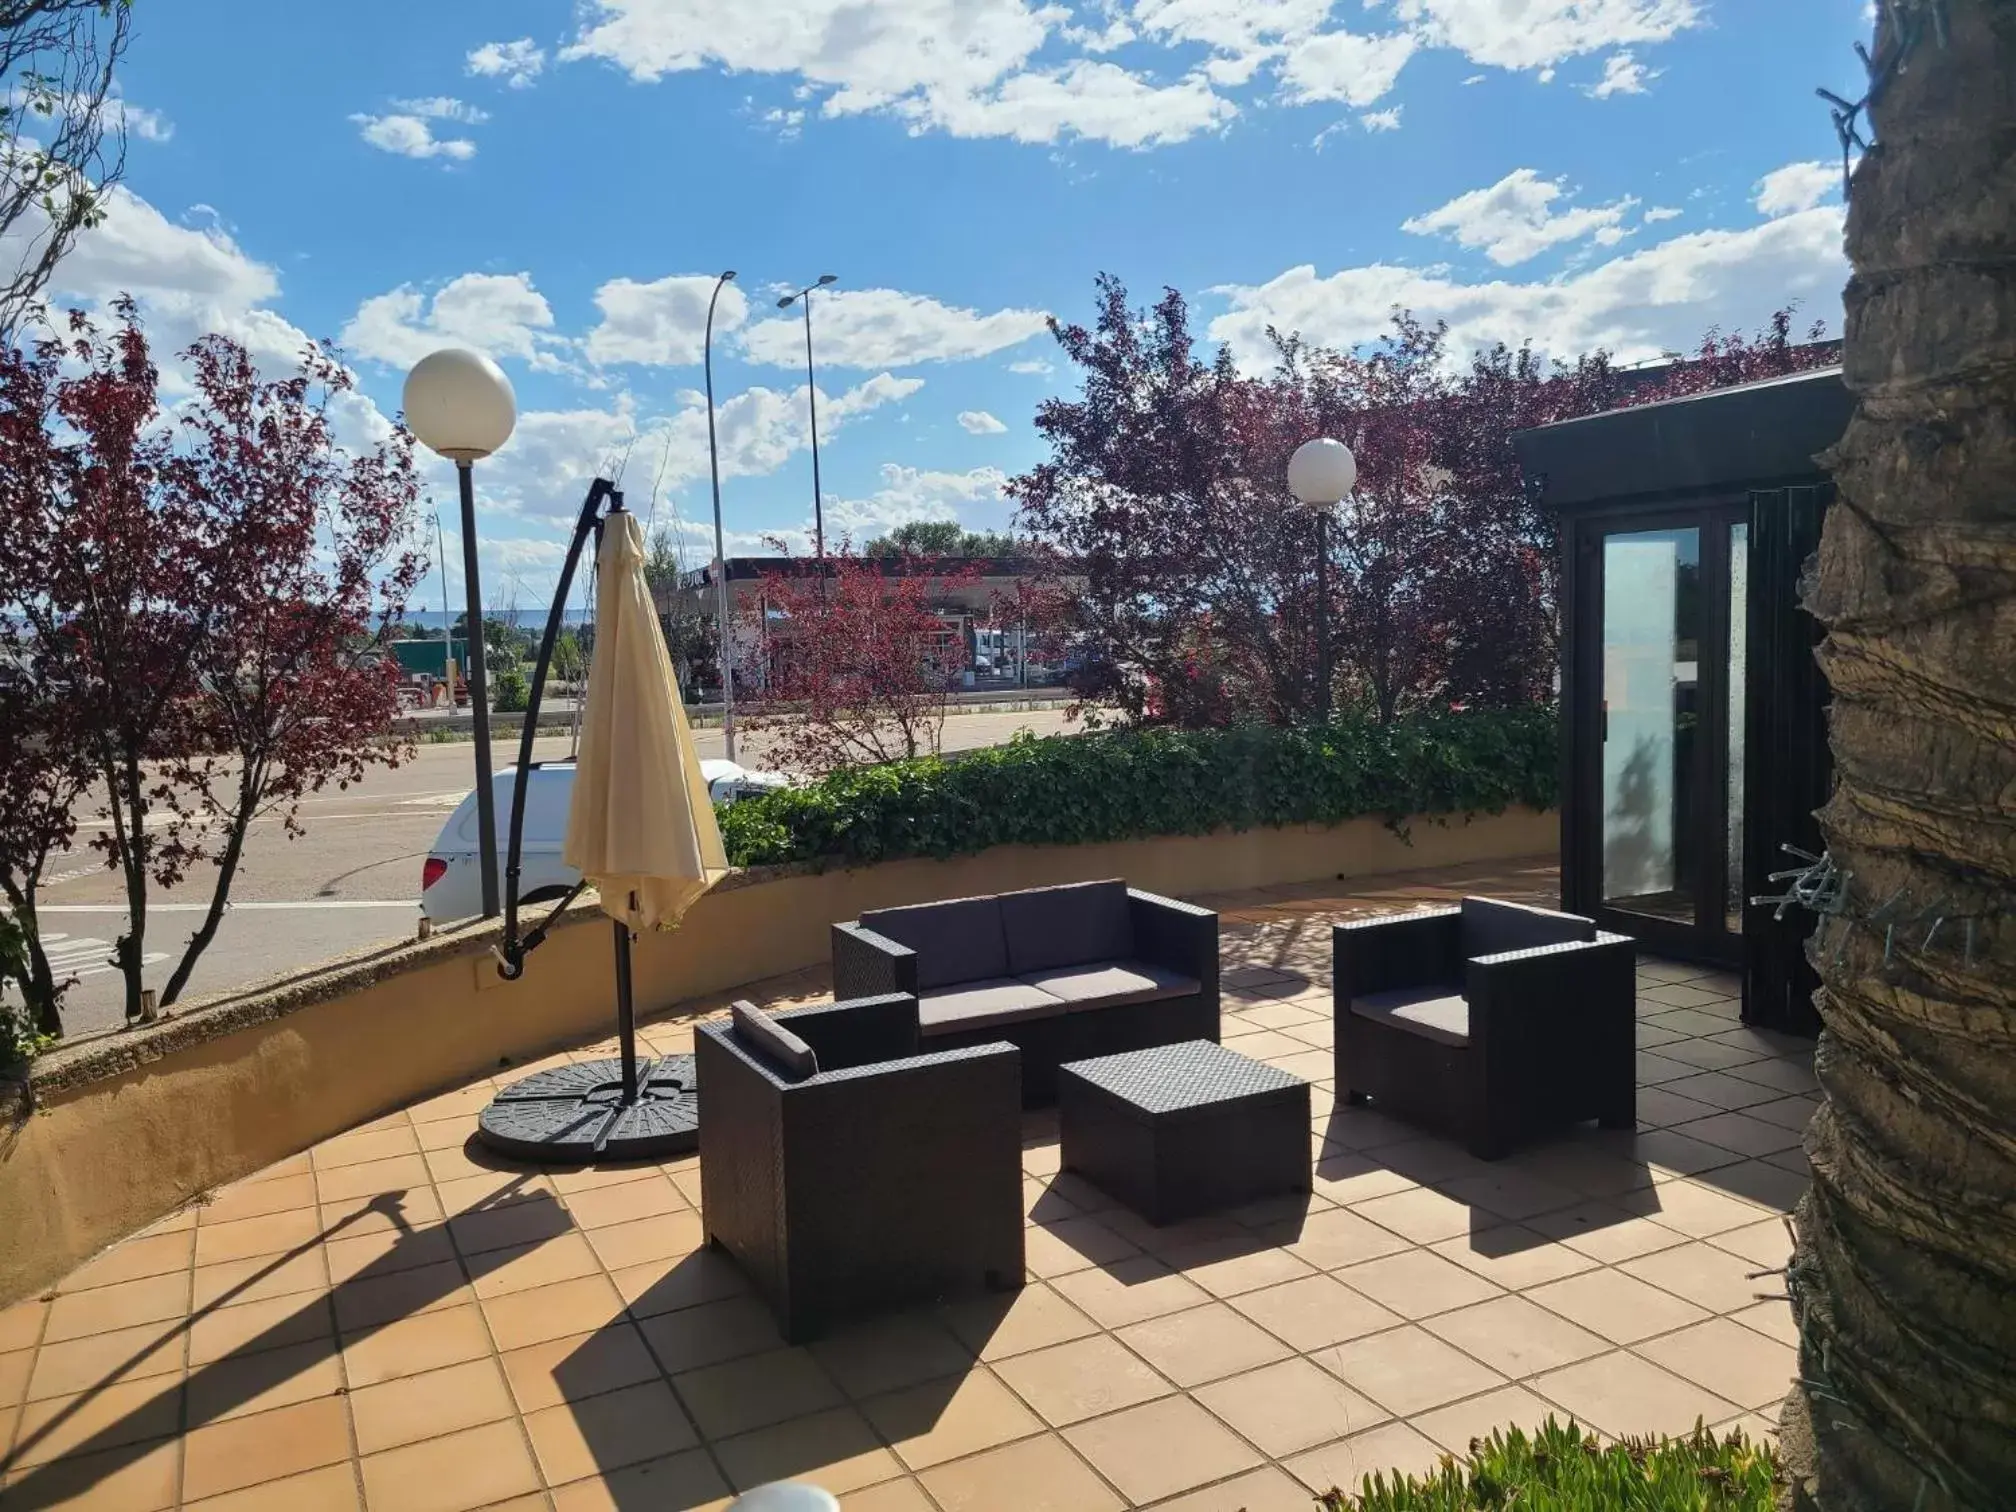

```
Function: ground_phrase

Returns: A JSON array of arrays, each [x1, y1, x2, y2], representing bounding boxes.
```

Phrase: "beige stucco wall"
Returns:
[[0, 807, 1553, 1306]]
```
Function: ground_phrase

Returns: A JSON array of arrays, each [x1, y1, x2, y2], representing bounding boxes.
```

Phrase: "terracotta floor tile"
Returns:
[[942, 1283, 1100, 1361], [1412, 1383, 1564, 1454], [406, 1084, 498, 1125], [40, 1273, 190, 1346], [185, 1336, 345, 1426], [562, 1177, 686, 1230], [614, 1248, 749, 1318], [191, 1247, 332, 1312], [1263, 1206, 1413, 1270], [1229, 1274, 1403, 1352], [502, 1323, 661, 1414], [809, 1313, 973, 1399], [1374, 1139, 1494, 1187], [1504, 1144, 1656, 1200], [197, 1174, 320, 1227], [1306, 1152, 1417, 1208], [1636, 1087, 1724, 1129], [995, 1333, 1173, 1426], [1628, 1180, 1773, 1239], [432, 1170, 548, 1220], [322, 1223, 457, 1286], [1428, 1227, 1600, 1290], [546, 1159, 673, 1196], [1347, 1187, 1476, 1245], [1160, 1240, 1316, 1299], [921, 1431, 1123, 1512], [359, 1418, 542, 1512], [1116, 1302, 1289, 1389], [1658, 1037, 1771, 1072], [1636, 1316, 1798, 1409], [863, 1366, 1045, 1472], [1063, 1395, 1261, 1506], [1723, 1057, 1819, 1096], [673, 1345, 843, 1440], [192, 1208, 323, 1268], [0, 1435, 180, 1511], [1671, 1112, 1804, 1160], [313, 1153, 432, 1207], [482, 1274, 625, 1352], [1282, 1420, 1448, 1497], [1710, 1161, 1809, 1214], [547, 1448, 730, 1512], [1098, 1211, 1246, 1260], [1144, 1466, 1321, 1512], [1526, 1267, 1710, 1345], [1333, 1249, 1504, 1320], [420, 1141, 517, 1186], [1, 1347, 31, 1409], [1193, 1356, 1387, 1458], [1420, 1294, 1609, 1379], [1437, 1169, 1584, 1223], [1636, 1050, 1701, 1086], [637, 1295, 786, 1375], [448, 1194, 578, 1258], [1621, 1241, 1775, 1314], [58, 1233, 195, 1295], [1730, 1299, 1799, 1348], [466, 1232, 601, 1301], [525, 1378, 697, 1485], [714, 1405, 903, 1495], [8, 1376, 182, 1468], [333, 1261, 475, 1338], [1024, 1217, 1142, 1280], [313, 1124, 422, 1170], [27, 1321, 186, 1402], [180, 1392, 352, 1502], [1532, 1349, 1739, 1439], [582, 1211, 705, 1273], [1527, 1202, 1689, 1264], [188, 1292, 334, 1367], [1313, 1324, 1507, 1416], [184, 1461, 360, 1512], [350, 1355, 517, 1455], [340, 1302, 494, 1387], [1050, 1257, 1212, 1329]]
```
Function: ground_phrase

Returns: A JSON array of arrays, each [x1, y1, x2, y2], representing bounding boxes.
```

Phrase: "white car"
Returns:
[[419, 759, 789, 922]]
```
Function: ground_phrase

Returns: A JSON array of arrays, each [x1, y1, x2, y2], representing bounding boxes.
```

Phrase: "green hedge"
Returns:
[[720, 707, 1558, 869], [1319, 1419, 1779, 1510]]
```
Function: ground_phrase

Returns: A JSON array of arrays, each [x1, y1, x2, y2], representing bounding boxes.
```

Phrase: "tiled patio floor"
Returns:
[[0, 856, 1816, 1511]]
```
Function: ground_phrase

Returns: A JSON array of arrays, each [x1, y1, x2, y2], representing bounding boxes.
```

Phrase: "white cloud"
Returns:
[[1585, 50, 1657, 96], [1754, 160, 1839, 217], [468, 38, 547, 88], [1208, 204, 1847, 372], [1402, 168, 1637, 266], [391, 96, 490, 124], [351, 112, 478, 161], [1006, 357, 1053, 375], [110, 98, 173, 141], [824, 462, 1011, 540], [1278, 28, 1419, 106], [1377, 0, 1702, 72], [958, 409, 1008, 434], [1644, 205, 1682, 223], [585, 274, 750, 366], [341, 272, 565, 370], [740, 287, 1049, 368], [1360, 106, 1403, 132], [907, 59, 1236, 149]]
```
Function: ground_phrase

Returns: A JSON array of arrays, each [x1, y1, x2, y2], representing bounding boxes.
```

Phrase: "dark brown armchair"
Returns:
[[1333, 897, 1636, 1160]]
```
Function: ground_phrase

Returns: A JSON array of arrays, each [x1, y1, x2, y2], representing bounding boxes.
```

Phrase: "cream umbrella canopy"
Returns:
[[563, 507, 729, 930]]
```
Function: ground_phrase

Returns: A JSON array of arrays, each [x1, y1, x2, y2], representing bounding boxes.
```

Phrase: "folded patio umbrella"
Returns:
[[563, 508, 728, 931]]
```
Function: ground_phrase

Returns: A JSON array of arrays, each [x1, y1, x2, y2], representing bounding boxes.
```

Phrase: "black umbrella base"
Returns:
[[476, 1054, 699, 1163]]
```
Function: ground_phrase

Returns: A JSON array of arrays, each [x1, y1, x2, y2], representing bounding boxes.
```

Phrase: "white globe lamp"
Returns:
[[1287, 436, 1357, 507], [727, 1485, 841, 1512]]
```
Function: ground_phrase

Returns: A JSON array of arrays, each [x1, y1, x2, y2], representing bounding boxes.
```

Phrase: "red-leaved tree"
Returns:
[[0, 301, 422, 1030], [737, 541, 981, 772]]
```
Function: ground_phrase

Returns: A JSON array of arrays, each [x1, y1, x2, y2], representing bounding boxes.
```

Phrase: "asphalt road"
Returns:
[[37, 708, 1076, 1041]]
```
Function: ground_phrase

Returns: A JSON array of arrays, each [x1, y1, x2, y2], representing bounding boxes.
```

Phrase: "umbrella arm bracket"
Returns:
[[498, 476, 618, 981]]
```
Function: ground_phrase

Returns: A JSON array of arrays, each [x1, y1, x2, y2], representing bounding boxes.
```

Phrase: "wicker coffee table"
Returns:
[[1056, 1040, 1310, 1225]]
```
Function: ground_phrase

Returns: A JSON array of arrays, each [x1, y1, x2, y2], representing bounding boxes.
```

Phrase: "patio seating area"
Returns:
[[0, 856, 1814, 1512]]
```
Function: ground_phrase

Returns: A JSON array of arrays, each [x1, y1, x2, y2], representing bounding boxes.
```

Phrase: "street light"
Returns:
[[703, 269, 739, 762], [777, 274, 838, 562], [405, 348, 518, 919], [1287, 436, 1357, 726]]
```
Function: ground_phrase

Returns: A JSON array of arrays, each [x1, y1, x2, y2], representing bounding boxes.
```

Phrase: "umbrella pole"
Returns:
[[614, 913, 639, 1105]]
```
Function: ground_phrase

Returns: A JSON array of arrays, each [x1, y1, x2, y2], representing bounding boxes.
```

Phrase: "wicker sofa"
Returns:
[[695, 992, 1025, 1342], [831, 880, 1220, 1105], [1334, 897, 1637, 1160]]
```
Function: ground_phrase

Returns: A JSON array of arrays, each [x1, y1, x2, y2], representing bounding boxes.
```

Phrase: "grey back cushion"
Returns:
[[1460, 896, 1595, 959], [860, 895, 1008, 989], [731, 1001, 819, 1081], [999, 880, 1135, 974]]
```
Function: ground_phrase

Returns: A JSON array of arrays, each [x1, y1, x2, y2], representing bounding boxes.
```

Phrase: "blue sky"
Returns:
[[43, 0, 1869, 612]]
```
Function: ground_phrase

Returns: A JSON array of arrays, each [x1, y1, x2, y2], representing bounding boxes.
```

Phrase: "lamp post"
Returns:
[[703, 269, 739, 761], [1287, 436, 1357, 726], [777, 274, 838, 563], [405, 349, 518, 919]]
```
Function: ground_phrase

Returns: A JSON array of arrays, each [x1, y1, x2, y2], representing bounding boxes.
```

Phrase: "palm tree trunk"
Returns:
[[1782, 4, 2016, 1508]]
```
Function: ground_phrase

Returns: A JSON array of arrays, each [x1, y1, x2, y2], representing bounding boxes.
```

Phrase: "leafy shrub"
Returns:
[[720, 707, 1556, 869], [490, 667, 531, 714], [0, 913, 55, 1071], [1320, 1419, 1779, 1510]]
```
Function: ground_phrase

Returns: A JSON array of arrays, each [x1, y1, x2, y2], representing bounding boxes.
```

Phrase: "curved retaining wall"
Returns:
[[0, 807, 1553, 1305]]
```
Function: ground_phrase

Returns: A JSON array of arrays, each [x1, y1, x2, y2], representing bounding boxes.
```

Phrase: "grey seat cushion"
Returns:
[[998, 879, 1134, 975], [1019, 961, 1198, 1013], [861, 896, 1009, 989], [918, 978, 1067, 1036], [1460, 896, 1595, 960], [1350, 987, 1471, 1048], [731, 1000, 820, 1080]]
